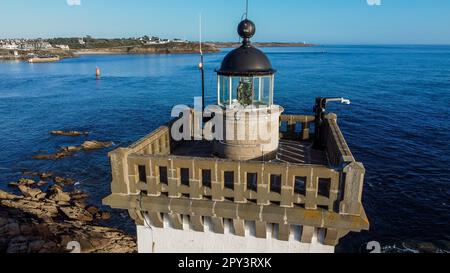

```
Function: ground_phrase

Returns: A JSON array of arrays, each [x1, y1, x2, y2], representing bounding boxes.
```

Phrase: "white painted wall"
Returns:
[[137, 215, 334, 253]]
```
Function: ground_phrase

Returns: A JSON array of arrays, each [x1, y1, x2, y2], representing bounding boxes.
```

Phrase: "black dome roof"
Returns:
[[216, 19, 276, 77]]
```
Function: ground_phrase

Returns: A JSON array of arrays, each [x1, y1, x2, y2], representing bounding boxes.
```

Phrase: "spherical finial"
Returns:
[[238, 19, 256, 40]]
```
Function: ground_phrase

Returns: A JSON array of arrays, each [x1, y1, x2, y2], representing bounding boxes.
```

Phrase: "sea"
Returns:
[[0, 45, 449, 253]]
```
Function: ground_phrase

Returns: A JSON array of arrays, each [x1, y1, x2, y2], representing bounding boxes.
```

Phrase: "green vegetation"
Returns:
[[45, 37, 142, 49]]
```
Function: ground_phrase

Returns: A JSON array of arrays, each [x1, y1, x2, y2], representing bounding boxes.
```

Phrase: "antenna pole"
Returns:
[[246, 0, 249, 19], [199, 14, 205, 120]]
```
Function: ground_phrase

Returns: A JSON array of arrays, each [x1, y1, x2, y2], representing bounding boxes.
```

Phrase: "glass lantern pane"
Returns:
[[219, 76, 231, 106], [219, 75, 274, 107], [254, 76, 272, 106]]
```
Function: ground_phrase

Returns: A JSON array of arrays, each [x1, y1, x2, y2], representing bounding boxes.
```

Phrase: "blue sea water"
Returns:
[[0, 45, 449, 253]]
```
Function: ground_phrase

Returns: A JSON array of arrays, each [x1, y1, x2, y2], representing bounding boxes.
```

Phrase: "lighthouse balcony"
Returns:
[[103, 111, 369, 247]]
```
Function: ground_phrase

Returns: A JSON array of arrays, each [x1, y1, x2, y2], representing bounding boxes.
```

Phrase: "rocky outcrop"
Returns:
[[0, 175, 136, 253], [74, 42, 220, 55], [18, 186, 46, 200], [33, 140, 114, 160], [50, 130, 89, 137], [32, 151, 72, 160], [22, 171, 53, 180], [59, 206, 93, 222], [0, 205, 136, 253], [80, 141, 113, 150]]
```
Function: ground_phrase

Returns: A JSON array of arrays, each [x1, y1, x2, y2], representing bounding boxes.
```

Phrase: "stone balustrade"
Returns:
[[103, 111, 369, 246]]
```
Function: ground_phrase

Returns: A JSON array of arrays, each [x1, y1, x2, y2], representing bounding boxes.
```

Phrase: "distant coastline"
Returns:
[[212, 42, 315, 48], [0, 37, 316, 63]]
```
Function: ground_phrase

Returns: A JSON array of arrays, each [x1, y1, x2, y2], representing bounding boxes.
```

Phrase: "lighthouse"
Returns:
[[103, 17, 369, 253], [213, 19, 283, 161]]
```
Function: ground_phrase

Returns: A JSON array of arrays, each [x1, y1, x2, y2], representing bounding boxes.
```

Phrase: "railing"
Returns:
[[127, 154, 340, 212], [104, 112, 368, 245], [322, 113, 355, 167], [128, 126, 171, 155], [279, 114, 315, 141]]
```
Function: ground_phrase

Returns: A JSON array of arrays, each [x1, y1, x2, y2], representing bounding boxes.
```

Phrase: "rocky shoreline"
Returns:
[[0, 42, 219, 63], [0, 41, 317, 63], [0, 130, 136, 253], [212, 42, 316, 48], [0, 174, 136, 253]]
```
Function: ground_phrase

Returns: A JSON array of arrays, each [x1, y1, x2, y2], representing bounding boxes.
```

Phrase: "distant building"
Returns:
[[18, 43, 34, 50], [173, 38, 187, 43], [78, 38, 86, 45], [34, 41, 53, 50], [55, 44, 70, 50], [0, 39, 56, 51], [0, 40, 18, 50]]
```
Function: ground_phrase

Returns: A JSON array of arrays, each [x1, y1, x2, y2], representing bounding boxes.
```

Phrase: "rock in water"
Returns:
[[53, 176, 65, 184], [60, 146, 81, 153], [70, 190, 89, 201], [100, 212, 111, 221], [86, 206, 100, 215], [39, 172, 53, 180], [37, 181, 48, 187], [18, 178, 36, 186], [81, 141, 113, 150], [50, 130, 89, 136], [32, 152, 70, 160], [22, 171, 53, 180]]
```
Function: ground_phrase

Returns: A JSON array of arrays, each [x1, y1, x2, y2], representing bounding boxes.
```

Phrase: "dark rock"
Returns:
[[33, 152, 70, 160], [20, 224, 34, 235], [100, 212, 111, 221], [18, 178, 36, 186], [51, 130, 89, 137], [53, 176, 65, 183], [28, 240, 45, 252], [70, 190, 89, 201], [22, 171, 40, 177], [22, 171, 53, 180], [39, 172, 53, 180], [6, 223, 21, 236], [86, 206, 100, 215], [60, 146, 81, 153], [53, 176, 74, 185], [417, 242, 438, 253], [7, 236, 28, 253], [37, 181, 48, 187]]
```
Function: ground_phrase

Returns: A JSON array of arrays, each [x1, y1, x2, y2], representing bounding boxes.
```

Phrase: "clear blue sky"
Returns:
[[1, 0, 450, 44]]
